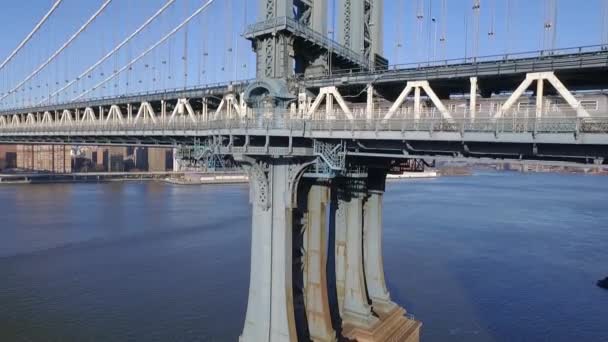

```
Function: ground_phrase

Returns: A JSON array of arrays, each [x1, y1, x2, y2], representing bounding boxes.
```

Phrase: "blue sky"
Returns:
[[0, 0, 605, 109]]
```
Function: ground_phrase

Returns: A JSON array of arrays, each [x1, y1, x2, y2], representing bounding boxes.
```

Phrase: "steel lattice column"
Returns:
[[337, 0, 384, 66], [251, 0, 328, 79]]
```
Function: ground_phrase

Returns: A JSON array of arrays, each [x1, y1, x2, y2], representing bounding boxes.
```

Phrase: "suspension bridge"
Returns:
[[0, 0, 607, 341]]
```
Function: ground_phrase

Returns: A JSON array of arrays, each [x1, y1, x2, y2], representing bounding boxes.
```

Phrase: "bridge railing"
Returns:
[[2, 116, 608, 136], [300, 44, 608, 80], [0, 79, 255, 116], [303, 117, 587, 134]]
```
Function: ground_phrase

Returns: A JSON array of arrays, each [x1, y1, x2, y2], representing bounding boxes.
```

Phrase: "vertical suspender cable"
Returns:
[[439, 0, 447, 60], [602, 0, 608, 48], [427, 0, 433, 63], [429, 0, 436, 62], [198, 9, 203, 85], [488, 0, 496, 43], [224, 0, 233, 77], [395, 0, 404, 65], [127, 0, 132, 94], [415, 0, 424, 62], [464, 4, 469, 60], [235, 0, 242, 81], [240, 1, 249, 79], [168, 3, 174, 88], [183, 0, 190, 88], [552, 0, 558, 52], [472, 0, 480, 59], [542, 0, 557, 52], [153, 23, 159, 92], [234, 0, 239, 81], [329, 0, 336, 75], [161, 3, 166, 92], [202, 9, 208, 83], [505, 0, 512, 55], [113, 1, 119, 96], [100, 5, 107, 98]]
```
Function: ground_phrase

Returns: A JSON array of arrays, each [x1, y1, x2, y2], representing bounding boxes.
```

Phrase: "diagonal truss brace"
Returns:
[[41, 111, 54, 124], [494, 72, 590, 118], [25, 113, 36, 125], [82, 107, 97, 123], [60, 109, 73, 124], [169, 98, 197, 123], [106, 105, 124, 124], [134, 102, 157, 124], [213, 94, 244, 120], [383, 81, 452, 120], [307, 86, 353, 120]]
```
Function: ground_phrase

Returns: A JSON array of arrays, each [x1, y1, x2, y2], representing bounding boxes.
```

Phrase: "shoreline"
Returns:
[[0, 171, 248, 186]]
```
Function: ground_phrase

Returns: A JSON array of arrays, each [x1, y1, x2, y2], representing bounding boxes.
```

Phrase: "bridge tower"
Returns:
[[239, 1, 420, 341], [243, 0, 376, 109], [249, 0, 328, 79], [337, 0, 386, 69]]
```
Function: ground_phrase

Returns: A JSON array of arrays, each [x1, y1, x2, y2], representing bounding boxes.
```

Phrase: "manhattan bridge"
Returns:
[[1, 0, 608, 341]]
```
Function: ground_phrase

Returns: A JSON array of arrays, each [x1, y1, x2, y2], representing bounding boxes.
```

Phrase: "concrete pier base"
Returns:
[[342, 306, 421, 342]]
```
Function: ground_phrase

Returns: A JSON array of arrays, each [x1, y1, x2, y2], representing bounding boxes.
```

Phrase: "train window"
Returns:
[[491, 102, 500, 112], [518, 102, 535, 110], [580, 100, 598, 110]]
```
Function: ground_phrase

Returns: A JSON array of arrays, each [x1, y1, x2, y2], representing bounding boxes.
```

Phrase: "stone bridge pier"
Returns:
[[238, 156, 421, 342]]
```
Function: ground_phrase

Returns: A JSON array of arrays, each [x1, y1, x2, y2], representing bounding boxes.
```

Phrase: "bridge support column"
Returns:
[[363, 175, 395, 313], [366, 85, 375, 120], [172, 149, 182, 172], [470, 77, 478, 122], [334, 195, 348, 317], [338, 178, 379, 329], [303, 183, 337, 341], [337, 171, 421, 342], [536, 76, 544, 119], [240, 157, 312, 342]]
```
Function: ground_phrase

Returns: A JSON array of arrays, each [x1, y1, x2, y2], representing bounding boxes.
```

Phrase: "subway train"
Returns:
[[348, 91, 608, 119]]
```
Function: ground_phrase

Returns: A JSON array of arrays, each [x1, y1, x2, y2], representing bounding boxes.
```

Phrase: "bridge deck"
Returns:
[[1, 117, 607, 165]]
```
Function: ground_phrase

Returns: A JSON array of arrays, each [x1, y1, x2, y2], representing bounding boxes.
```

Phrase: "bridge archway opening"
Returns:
[[243, 79, 296, 112]]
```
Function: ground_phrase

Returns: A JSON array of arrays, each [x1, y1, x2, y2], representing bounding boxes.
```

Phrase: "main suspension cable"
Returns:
[[0, 0, 63, 72], [74, 0, 216, 101], [38, 0, 176, 105], [1, 0, 113, 102]]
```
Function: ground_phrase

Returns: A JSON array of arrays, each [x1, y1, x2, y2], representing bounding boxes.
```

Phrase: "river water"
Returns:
[[0, 172, 607, 342]]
